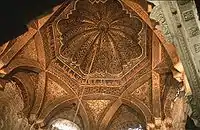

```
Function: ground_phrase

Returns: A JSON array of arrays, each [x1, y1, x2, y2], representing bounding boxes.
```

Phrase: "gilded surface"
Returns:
[[107, 105, 146, 130], [0, 0, 181, 129], [44, 78, 69, 106], [57, 0, 143, 75], [48, 0, 148, 87], [86, 100, 110, 122], [131, 80, 151, 108]]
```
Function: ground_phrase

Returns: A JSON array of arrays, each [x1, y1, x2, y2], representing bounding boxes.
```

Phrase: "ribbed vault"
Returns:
[[0, 0, 186, 130]]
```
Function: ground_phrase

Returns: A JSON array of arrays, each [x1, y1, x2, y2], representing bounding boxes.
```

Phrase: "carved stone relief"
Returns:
[[177, 0, 191, 5], [0, 0, 182, 129], [40, 0, 150, 87], [107, 105, 146, 130], [16, 38, 38, 61], [150, 0, 200, 127], [182, 10, 195, 21], [131, 80, 151, 108], [0, 81, 32, 130], [86, 100, 111, 122], [57, 0, 143, 75], [193, 43, 200, 53], [149, 5, 173, 43], [43, 78, 70, 108], [171, 97, 188, 130]]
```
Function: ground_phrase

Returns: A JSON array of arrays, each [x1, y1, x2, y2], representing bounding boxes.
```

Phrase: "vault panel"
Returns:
[[41, 0, 150, 87]]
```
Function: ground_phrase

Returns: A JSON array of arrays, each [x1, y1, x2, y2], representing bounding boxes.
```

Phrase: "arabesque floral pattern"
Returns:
[[57, 0, 143, 75]]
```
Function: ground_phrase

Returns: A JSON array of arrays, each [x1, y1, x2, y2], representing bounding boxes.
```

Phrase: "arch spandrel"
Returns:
[[107, 104, 146, 130]]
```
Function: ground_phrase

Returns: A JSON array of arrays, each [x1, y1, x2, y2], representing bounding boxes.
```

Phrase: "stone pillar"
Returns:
[[171, 97, 187, 130], [150, 0, 200, 127]]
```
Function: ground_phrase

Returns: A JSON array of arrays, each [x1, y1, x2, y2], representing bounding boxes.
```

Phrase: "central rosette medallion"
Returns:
[[98, 21, 109, 32], [57, 0, 144, 77]]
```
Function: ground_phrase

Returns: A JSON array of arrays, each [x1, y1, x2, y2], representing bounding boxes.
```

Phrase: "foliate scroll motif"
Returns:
[[2, 82, 24, 111], [182, 10, 195, 21], [177, 0, 191, 5], [108, 105, 146, 130], [86, 100, 110, 122], [43, 78, 69, 106], [131, 80, 151, 107], [47, 78, 68, 97], [16, 38, 38, 61], [0, 81, 25, 130], [57, 0, 143, 76], [150, 5, 173, 43], [152, 71, 161, 117], [89, 0, 107, 3], [188, 26, 200, 37], [163, 85, 177, 118], [194, 43, 200, 53]]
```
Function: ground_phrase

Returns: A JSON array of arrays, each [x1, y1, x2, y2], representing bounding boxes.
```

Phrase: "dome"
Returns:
[[57, 0, 143, 76]]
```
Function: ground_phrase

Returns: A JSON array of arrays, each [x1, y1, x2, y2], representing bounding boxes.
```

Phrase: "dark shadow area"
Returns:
[[186, 116, 200, 130], [0, 0, 200, 45], [195, 0, 200, 20], [0, 0, 66, 45]]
